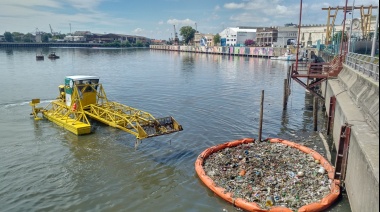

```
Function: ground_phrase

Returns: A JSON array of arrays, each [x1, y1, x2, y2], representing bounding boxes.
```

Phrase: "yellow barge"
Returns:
[[30, 75, 183, 140]]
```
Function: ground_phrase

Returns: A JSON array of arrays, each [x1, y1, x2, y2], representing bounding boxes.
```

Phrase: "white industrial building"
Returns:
[[272, 25, 299, 47], [64, 36, 86, 42], [219, 27, 257, 46]]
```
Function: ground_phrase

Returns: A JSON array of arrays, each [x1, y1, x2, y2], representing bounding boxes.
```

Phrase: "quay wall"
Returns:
[[0, 42, 103, 48], [150, 45, 318, 58], [322, 64, 379, 212]]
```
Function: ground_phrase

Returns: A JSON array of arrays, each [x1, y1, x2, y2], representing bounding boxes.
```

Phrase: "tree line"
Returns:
[[2, 31, 150, 47], [3, 31, 63, 42]]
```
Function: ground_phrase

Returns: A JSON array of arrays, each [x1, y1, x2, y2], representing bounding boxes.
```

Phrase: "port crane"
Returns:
[[173, 25, 179, 45], [49, 24, 60, 36], [49, 24, 54, 35], [30, 76, 183, 140]]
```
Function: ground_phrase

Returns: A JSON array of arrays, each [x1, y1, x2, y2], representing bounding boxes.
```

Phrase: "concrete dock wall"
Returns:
[[150, 45, 318, 58], [323, 64, 379, 212]]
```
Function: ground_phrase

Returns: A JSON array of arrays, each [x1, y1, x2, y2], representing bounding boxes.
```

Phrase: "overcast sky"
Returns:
[[0, 0, 378, 40]]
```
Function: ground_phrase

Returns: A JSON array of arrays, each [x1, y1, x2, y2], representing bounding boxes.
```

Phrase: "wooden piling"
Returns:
[[258, 90, 264, 141], [313, 96, 318, 131], [283, 79, 288, 110], [287, 65, 292, 86]]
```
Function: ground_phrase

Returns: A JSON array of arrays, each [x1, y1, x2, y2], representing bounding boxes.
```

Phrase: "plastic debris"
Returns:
[[202, 141, 331, 211]]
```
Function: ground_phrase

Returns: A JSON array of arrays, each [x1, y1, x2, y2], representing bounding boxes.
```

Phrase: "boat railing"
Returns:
[[345, 52, 379, 81]]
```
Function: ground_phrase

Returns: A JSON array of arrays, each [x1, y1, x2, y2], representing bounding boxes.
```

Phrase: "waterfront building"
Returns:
[[64, 35, 86, 42], [151, 39, 166, 45], [272, 25, 298, 47], [219, 26, 257, 46], [194, 33, 214, 47], [256, 27, 278, 46], [299, 24, 341, 47], [82, 33, 149, 44]]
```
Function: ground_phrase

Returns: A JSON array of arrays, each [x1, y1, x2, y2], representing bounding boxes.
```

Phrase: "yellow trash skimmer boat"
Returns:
[[30, 75, 183, 140]]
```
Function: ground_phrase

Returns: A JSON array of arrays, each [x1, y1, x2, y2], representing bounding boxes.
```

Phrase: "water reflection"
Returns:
[[5, 49, 13, 56], [181, 55, 195, 73]]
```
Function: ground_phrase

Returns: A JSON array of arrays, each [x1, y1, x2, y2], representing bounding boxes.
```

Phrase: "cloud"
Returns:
[[133, 28, 144, 34], [65, 0, 104, 11], [167, 18, 195, 26], [1, 0, 62, 8], [0, 0, 133, 34], [224, 3, 245, 9], [229, 12, 271, 24]]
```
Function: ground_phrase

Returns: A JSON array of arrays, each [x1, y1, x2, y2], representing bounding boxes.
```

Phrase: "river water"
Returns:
[[0, 47, 350, 211]]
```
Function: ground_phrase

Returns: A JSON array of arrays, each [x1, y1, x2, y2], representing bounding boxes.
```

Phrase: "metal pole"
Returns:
[[371, 8, 379, 57], [295, 0, 303, 70], [313, 96, 318, 131], [348, 0, 355, 53], [339, 0, 349, 57], [258, 90, 264, 141]]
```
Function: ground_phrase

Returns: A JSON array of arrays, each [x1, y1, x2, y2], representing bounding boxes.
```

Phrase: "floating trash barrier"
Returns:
[[195, 138, 340, 212]]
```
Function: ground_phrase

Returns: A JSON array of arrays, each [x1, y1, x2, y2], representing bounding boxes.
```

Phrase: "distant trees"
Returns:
[[4, 32, 13, 42], [135, 40, 143, 47], [180, 26, 196, 45], [213, 33, 221, 46], [2, 30, 150, 47], [23, 33, 34, 42], [123, 41, 132, 47], [12, 32, 23, 42], [42, 33, 52, 42], [102, 40, 149, 48]]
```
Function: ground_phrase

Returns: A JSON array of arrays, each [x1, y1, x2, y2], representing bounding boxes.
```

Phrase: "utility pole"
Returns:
[[371, 8, 379, 57], [348, 0, 355, 53]]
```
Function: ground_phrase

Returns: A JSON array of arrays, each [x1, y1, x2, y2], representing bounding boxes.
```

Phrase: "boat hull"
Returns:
[[43, 111, 91, 135]]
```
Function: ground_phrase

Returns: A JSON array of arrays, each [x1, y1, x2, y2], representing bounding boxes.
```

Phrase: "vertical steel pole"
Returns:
[[339, 0, 349, 58], [258, 90, 264, 141], [296, 0, 303, 71], [348, 0, 355, 53], [313, 96, 318, 131], [371, 8, 379, 57]]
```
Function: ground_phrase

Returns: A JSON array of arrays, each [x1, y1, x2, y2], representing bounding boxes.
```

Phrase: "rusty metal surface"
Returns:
[[334, 124, 352, 187]]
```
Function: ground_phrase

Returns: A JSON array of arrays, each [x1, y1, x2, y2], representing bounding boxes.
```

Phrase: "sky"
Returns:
[[0, 0, 378, 40]]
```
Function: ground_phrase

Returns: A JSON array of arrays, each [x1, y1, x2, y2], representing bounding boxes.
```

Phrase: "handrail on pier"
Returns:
[[345, 52, 379, 81]]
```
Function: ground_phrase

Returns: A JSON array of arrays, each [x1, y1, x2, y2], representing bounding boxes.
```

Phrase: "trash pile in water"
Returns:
[[203, 141, 331, 211]]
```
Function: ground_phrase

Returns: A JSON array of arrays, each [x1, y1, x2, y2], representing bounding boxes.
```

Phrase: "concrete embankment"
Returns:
[[0, 42, 103, 48], [150, 45, 315, 58], [322, 64, 379, 212]]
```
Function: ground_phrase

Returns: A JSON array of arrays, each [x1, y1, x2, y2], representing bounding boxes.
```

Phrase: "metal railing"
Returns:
[[345, 52, 379, 81]]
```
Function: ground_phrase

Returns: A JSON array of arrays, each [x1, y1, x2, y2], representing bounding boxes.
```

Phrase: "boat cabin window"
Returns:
[[74, 79, 99, 92]]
